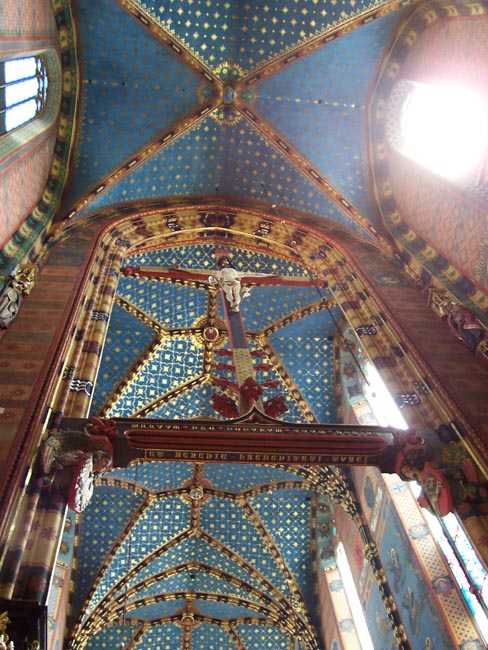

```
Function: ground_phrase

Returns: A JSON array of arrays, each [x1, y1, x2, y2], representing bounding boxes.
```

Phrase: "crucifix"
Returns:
[[53, 252, 474, 524], [55, 251, 411, 510], [122, 251, 329, 414]]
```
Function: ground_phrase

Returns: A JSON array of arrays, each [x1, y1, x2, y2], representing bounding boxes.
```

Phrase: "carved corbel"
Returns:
[[0, 265, 36, 329], [40, 417, 116, 512]]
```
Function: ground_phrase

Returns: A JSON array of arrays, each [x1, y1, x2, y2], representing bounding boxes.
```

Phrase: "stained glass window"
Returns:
[[0, 56, 48, 134]]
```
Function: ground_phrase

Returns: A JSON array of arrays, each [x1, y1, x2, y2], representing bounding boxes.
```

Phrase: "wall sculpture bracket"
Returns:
[[428, 289, 488, 367], [0, 265, 36, 330], [394, 425, 488, 516], [40, 417, 116, 513]]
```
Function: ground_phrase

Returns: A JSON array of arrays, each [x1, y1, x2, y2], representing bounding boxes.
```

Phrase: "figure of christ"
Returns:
[[208, 255, 272, 311]]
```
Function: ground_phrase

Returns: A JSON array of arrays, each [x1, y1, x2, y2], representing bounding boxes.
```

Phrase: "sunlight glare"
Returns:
[[363, 363, 408, 430], [401, 84, 488, 182], [336, 543, 375, 650]]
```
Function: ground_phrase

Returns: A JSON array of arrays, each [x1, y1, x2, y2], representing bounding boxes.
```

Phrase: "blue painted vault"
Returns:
[[64, 1, 413, 647], [72, 243, 338, 648]]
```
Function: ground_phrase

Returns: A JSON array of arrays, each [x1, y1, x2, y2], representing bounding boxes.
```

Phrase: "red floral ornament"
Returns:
[[262, 379, 280, 389], [86, 416, 118, 438], [263, 395, 288, 418], [254, 363, 272, 372], [213, 377, 238, 391], [240, 377, 263, 405], [211, 393, 239, 418]]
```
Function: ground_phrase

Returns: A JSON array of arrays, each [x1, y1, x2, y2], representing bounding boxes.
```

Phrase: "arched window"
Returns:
[[1, 56, 48, 135], [387, 79, 488, 186]]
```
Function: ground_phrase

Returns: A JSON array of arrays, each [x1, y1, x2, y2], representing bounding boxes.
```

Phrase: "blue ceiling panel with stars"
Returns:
[[84, 625, 141, 650], [73, 462, 323, 648], [237, 625, 291, 649], [198, 497, 294, 596], [239, 285, 321, 331], [65, 0, 203, 208], [63, 0, 408, 243], [89, 302, 155, 416], [268, 307, 338, 422], [85, 497, 192, 611], [149, 382, 228, 419], [117, 275, 209, 328], [193, 599, 268, 620], [105, 336, 205, 417], [203, 463, 306, 492], [249, 488, 313, 605], [74, 485, 146, 618], [138, 625, 185, 649], [129, 570, 257, 605], [129, 533, 277, 597], [126, 599, 187, 621], [135, 0, 397, 75], [191, 623, 238, 650], [254, 10, 406, 224], [108, 461, 194, 491], [72, 116, 371, 238], [126, 243, 307, 275]]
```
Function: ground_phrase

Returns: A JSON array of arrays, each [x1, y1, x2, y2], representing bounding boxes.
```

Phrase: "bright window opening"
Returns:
[[336, 542, 375, 650], [400, 82, 488, 183], [362, 362, 408, 430], [1, 56, 48, 134]]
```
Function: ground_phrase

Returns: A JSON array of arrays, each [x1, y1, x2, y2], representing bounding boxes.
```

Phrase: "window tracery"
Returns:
[[1, 56, 48, 135]]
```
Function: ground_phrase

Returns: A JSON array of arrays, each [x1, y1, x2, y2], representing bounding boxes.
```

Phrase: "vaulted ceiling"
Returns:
[[72, 462, 339, 650], [65, 1, 410, 648], [61, 0, 409, 246], [70, 241, 346, 649]]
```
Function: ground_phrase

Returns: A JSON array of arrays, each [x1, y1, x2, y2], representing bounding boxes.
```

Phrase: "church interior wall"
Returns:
[[0, 224, 96, 539], [345, 239, 488, 436], [0, 0, 57, 39], [0, 4, 487, 643], [388, 152, 488, 295], [336, 466, 482, 648], [0, 135, 58, 250], [370, 0, 488, 316], [0, 0, 61, 249]]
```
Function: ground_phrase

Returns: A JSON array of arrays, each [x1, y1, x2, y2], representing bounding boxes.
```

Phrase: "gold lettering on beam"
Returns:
[[144, 449, 369, 465]]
